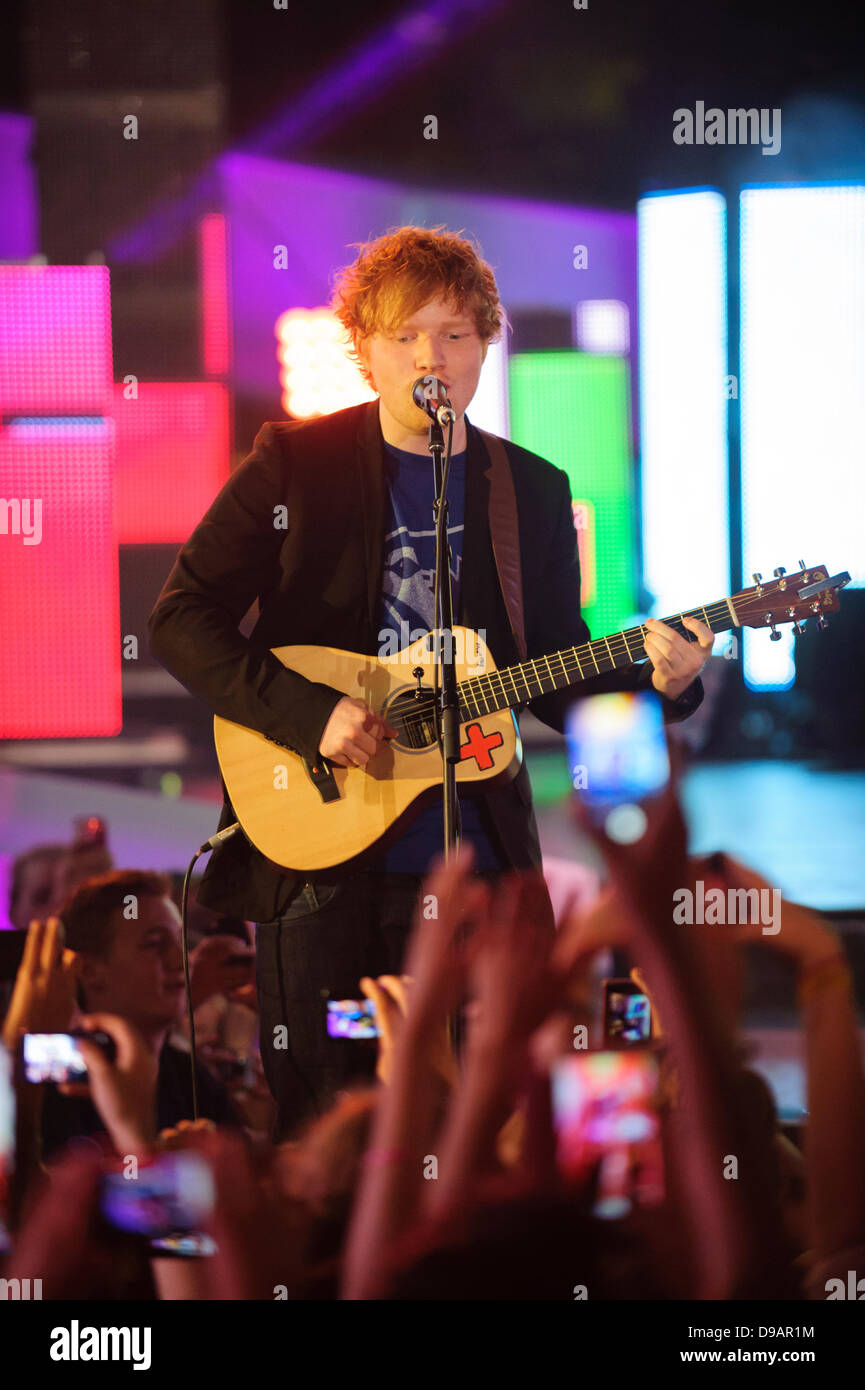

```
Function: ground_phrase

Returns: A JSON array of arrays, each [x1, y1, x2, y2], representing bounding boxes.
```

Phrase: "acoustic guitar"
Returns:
[[214, 564, 850, 871]]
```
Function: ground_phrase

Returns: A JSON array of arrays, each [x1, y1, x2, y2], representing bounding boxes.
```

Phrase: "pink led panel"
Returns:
[[0, 420, 121, 737], [199, 214, 232, 378], [0, 266, 113, 413], [112, 382, 230, 543]]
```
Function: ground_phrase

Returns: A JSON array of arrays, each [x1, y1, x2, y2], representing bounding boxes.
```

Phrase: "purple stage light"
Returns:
[[106, 0, 501, 266]]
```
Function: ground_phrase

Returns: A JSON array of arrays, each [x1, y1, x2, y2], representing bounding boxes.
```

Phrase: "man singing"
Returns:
[[148, 225, 712, 1137]]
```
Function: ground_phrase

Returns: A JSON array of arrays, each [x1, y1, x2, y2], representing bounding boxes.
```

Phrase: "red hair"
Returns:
[[331, 225, 505, 386]]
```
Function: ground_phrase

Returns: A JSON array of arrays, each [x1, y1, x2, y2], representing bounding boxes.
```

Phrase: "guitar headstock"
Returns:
[[732, 563, 851, 637]]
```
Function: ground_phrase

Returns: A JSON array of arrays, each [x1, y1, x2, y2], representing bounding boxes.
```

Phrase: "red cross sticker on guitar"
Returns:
[[459, 722, 504, 770]]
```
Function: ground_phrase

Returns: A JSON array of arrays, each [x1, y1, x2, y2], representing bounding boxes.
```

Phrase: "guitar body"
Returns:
[[213, 626, 521, 871]]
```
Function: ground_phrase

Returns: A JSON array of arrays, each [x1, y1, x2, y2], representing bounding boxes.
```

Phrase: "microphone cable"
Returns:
[[180, 822, 241, 1120]]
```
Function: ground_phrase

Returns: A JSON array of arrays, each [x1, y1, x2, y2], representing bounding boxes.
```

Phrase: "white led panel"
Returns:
[[638, 191, 730, 630], [740, 184, 865, 688]]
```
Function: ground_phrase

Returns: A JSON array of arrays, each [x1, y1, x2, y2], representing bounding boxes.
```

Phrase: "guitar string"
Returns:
[[396, 601, 736, 730], [395, 598, 740, 735]]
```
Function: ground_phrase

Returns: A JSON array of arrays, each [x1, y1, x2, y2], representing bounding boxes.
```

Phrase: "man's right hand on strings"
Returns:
[[318, 696, 398, 768]]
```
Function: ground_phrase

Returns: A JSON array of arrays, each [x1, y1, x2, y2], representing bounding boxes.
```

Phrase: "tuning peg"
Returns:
[[793, 621, 806, 636], [816, 615, 830, 632], [798, 559, 806, 570], [752, 572, 763, 592], [769, 625, 781, 641], [773, 566, 786, 577]]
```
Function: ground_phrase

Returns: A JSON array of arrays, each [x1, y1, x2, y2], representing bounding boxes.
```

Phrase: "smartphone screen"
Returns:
[[603, 979, 652, 1046], [326, 998, 380, 1040], [551, 1051, 664, 1219], [565, 692, 670, 842], [100, 1151, 216, 1257], [21, 1032, 89, 1084]]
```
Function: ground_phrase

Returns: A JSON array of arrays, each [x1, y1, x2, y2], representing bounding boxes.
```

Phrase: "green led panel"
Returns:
[[508, 352, 635, 640]]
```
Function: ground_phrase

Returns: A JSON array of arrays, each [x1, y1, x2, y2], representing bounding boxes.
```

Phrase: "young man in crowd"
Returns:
[[41, 870, 242, 1158]]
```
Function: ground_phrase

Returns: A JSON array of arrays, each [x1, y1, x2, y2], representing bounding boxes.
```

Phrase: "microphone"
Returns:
[[412, 375, 456, 426]]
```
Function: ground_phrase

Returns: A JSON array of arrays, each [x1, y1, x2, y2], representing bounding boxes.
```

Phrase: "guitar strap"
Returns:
[[476, 427, 528, 662]]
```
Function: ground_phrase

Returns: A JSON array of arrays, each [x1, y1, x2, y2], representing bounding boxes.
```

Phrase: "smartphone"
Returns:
[[603, 979, 652, 1046], [100, 1151, 216, 1258], [551, 1051, 664, 1219], [565, 691, 670, 842], [20, 1030, 117, 1084], [326, 998, 380, 1040]]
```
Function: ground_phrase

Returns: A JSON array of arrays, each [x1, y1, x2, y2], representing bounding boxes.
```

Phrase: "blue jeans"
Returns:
[[255, 868, 504, 1141]]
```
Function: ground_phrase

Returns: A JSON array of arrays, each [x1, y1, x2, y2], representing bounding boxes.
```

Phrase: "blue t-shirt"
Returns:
[[366, 441, 506, 874]]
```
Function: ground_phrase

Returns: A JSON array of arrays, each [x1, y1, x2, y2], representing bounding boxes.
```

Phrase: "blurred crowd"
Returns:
[[1, 779, 863, 1301]]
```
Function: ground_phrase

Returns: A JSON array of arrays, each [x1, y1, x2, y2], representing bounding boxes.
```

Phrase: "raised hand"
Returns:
[[66, 1013, 159, 1156], [399, 843, 491, 1030], [2, 917, 77, 1050], [359, 973, 457, 1086], [2, 1147, 108, 1299], [189, 933, 255, 1010], [467, 872, 559, 1053], [694, 853, 843, 970]]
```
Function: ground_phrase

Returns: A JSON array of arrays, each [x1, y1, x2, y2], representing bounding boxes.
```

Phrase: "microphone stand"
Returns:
[[428, 415, 465, 1059], [429, 416, 461, 861]]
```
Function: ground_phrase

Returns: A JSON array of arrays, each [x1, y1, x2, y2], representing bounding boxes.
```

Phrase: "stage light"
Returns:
[[112, 382, 230, 544], [0, 419, 121, 738], [0, 265, 112, 414], [198, 213, 231, 378], [0, 265, 119, 737], [740, 183, 865, 690], [466, 334, 509, 437], [275, 308, 376, 418], [508, 351, 634, 639], [575, 300, 630, 355], [637, 190, 730, 635]]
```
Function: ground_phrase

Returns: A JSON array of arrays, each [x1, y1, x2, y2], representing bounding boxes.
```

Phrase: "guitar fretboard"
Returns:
[[455, 598, 737, 719]]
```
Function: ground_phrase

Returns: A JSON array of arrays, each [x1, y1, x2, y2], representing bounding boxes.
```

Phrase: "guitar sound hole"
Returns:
[[386, 688, 439, 750]]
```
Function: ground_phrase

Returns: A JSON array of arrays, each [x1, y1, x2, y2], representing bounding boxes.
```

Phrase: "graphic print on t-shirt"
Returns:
[[381, 521, 462, 636], [377, 442, 466, 645]]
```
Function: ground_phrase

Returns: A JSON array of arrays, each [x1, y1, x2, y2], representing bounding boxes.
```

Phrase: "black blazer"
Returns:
[[148, 400, 702, 920]]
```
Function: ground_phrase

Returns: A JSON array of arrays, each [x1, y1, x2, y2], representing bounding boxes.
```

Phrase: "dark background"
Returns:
[[1, 0, 863, 208]]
